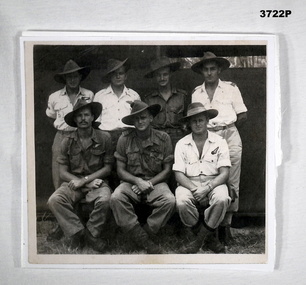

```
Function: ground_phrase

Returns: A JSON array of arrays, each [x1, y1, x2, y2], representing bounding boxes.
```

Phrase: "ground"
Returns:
[[37, 212, 265, 255]]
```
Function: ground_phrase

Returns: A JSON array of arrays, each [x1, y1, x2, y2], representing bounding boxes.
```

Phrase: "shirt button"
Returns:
[[200, 161, 202, 163], [201, 171, 203, 173]]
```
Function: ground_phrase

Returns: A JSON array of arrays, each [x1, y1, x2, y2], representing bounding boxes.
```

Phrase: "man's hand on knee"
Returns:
[[68, 178, 85, 191], [86, 179, 103, 190]]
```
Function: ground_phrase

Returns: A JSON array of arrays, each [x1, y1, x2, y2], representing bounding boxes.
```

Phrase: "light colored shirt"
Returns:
[[46, 87, 94, 131], [93, 85, 140, 131], [192, 79, 247, 128], [173, 131, 231, 177]]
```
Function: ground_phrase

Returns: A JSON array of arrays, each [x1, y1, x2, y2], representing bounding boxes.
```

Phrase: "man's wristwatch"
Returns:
[[84, 176, 89, 182]]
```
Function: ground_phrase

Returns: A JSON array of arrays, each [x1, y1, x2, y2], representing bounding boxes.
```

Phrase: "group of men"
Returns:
[[46, 52, 247, 254]]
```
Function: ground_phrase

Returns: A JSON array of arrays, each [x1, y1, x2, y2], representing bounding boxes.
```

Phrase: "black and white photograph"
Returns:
[[21, 33, 275, 267]]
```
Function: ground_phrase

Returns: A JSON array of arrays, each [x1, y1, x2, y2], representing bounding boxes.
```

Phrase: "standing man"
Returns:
[[173, 102, 231, 253], [143, 56, 188, 148], [94, 58, 141, 147], [47, 100, 114, 252], [191, 52, 247, 243], [110, 101, 175, 254], [46, 60, 93, 190]]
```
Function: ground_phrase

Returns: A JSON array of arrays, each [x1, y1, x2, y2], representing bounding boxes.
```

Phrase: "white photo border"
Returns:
[[21, 31, 278, 270]]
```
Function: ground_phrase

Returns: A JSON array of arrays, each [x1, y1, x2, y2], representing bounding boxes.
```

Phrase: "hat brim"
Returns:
[[180, 108, 218, 123], [191, 58, 230, 74], [54, 66, 91, 84], [122, 104, 161, 126], [64, 102, 102, 127], [101, 58, 131, 81], [144, 62, 181, 78]]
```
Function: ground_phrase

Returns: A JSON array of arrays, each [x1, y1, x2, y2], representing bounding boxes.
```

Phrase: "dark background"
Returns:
[[34, 45, 266, 217]]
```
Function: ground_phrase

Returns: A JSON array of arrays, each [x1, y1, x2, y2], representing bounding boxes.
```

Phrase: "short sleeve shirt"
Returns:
[[173, 131, 231, 177], [143, 87, 188, 129], [192, 79, 247, 128], [93, 85, 140, 131], [57, 128, 114, 176], [46, 86, 94, 131], [115, 128, 174, 180]]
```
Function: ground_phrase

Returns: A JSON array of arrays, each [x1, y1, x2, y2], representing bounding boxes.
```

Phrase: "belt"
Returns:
[[208, 123, 235, 131]]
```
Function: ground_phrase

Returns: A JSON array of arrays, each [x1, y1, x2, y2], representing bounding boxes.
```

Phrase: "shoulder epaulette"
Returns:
[[176, 88, 187, 95], [143, 90, 158, 98], [154, 129, 168, 141], [223, 80, 236, 87], [122, 128, 135, 136], [95, 129, 111, 139], [192, 85, 201, 94]]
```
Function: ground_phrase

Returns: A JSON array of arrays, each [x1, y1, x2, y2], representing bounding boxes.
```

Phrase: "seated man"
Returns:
[[110, 101, 175, 254], [47, 99, 114, 252], [173, 102, 232, 253]]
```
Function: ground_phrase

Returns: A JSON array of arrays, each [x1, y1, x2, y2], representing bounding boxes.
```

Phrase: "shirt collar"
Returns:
[[133, 128, 161, 148], [68, 128, 99, 143], [184, 131, 216, 145], [106, 84, 128, 97], [60, 86, 82, 96], [201, 79, 221, 92], [151, 85, 177, 97]]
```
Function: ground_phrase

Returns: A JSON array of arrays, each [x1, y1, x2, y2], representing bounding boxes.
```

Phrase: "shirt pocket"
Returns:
[[203, 153, 218, 164], [68, 147, 82, 169], [214, 94, 232, 107], [127, 151, 141, 167], [126, 151, 142, 174], [145, 149, 163, 173], [168, 105, 184, 124], [102, 100, 117, 110], [185, 155, 199, 176], [89, 145, 105, 170], [54, 101, 70, 119]]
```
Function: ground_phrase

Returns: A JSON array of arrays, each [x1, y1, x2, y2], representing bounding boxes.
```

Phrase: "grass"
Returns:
[[36, 212, 265, 255]]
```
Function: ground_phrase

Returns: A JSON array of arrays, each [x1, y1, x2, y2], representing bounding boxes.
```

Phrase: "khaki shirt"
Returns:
[[143, 87, 188, 129], [115, 128, 173, 180], [57, 128, 114, 176]]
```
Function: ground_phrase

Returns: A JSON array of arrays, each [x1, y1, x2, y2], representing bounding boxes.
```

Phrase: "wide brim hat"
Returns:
[[101, 58, 131, 80], [122, 100, 161, 126], [144, 56, 181, 78], [54, 59, 91, 84], [180, 102, 218, 122], [64, 99, 102, 128], [191, 52, 230, 74]]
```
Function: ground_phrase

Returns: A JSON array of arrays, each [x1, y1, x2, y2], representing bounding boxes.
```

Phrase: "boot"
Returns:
[[129, 224, 162, 254], [47, 224, 64, 241], [180, 226, 197, 242], [143, 223, 158, 242], [204, 234, 226, 253], [180, 224, 212, 254], [68, 229, 85, 251], [85, 229, 107, 253], [218, 225, 233, 245]]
